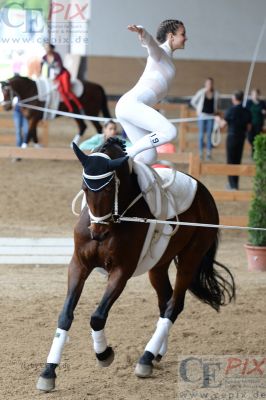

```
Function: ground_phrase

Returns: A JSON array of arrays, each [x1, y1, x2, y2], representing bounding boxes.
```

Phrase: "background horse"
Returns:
[[1, 75, 111, 145], [37, 138, 235, 392]]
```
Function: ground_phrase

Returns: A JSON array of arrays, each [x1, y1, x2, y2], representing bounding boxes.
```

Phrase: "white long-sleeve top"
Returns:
[[132, 27, 176, 102], [190, 88, 219, 116]]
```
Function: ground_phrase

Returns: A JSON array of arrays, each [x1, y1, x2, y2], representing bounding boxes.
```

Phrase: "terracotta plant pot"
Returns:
[[244, 244, 266, 271]]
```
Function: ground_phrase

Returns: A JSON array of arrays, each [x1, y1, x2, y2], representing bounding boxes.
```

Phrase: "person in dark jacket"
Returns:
[[216, 90, 252, 190], [246, 88, 266, 157]]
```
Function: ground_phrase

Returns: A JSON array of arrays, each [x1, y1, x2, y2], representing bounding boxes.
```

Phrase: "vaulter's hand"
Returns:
[[128, 25, 143, 36]]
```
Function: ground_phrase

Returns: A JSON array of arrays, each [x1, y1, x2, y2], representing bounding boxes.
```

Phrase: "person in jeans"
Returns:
[[216, 90, 252, 190], [190, 78, 219, 160], [13, 97, 29, 147]]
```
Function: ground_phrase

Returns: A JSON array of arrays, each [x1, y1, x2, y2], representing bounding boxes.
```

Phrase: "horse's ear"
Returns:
[[108, 156, 129, 171], [72, 142, 88, 167]]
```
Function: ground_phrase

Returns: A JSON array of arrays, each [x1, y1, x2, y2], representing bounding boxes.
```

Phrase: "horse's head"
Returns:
[[1, 76, 33, 111], [0, 80, 14, 111], [73, 139, 129, 241]]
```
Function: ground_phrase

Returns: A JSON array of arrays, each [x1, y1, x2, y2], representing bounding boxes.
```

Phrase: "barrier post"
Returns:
[[39, 121, 49, 147], [178, 104, 188, 152], [188, 153, 201, 179]]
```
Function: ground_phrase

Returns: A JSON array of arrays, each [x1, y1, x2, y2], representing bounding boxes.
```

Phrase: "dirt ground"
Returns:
[[0, 119, 265, 400]]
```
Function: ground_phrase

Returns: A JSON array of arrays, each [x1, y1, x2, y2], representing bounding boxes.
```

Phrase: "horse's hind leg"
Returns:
[[37, 257, 90, 392], [148, 262, 173, 361], [135, 230, 217, 378], [72, 118, 87, 145], [92, 120, 103, 134], [135, 262, 173, 378]]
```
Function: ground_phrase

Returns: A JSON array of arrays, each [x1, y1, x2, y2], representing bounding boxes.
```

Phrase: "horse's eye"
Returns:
[[105, 183, 114, 193]]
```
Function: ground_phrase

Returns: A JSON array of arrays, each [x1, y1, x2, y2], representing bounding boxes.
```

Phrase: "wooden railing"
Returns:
[[0, 146, 254, 227]]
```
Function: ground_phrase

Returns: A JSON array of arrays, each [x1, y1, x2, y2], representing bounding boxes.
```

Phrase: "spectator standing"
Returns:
[[13, 96, 29, 148], [11, 52, 29, 149], [190, 78, 219, 160], [216, 90, 252, 190], [246, 89, 266, 157]]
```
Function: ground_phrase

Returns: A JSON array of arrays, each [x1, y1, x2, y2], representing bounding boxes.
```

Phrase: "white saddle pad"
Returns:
[[128, 162, 198, 276], [133, 161, 198, 219], [35, 78, 84, 119], [71, 79, 84, 98], [35, 78, 60, 120]]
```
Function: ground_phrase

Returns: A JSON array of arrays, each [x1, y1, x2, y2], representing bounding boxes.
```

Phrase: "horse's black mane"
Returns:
[[11, 76, 32, 83], [100, 137, 127, 155]]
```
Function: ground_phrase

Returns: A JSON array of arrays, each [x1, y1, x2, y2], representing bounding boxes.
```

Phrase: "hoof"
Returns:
[[155, 354, 162, 363], [135, 363, 153, 378], [96, 346, 115, 368], [36, 376, 55, 392]]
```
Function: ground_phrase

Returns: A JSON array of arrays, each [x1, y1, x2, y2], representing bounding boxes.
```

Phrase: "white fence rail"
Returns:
[[0, 238, 74, 264]]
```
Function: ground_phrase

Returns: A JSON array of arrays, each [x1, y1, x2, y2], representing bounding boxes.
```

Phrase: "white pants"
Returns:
[[116, 87, 176, 165]]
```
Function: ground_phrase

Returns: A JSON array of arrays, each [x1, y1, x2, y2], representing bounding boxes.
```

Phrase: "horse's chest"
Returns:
[[82, 241, 114, 270]]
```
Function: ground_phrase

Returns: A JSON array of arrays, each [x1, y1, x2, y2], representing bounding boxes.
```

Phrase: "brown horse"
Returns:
[[1, 75, 111, 144], [37, 138, 235, 392]]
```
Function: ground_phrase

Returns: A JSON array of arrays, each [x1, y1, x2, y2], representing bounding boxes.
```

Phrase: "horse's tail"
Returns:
[[99, 86, 111, 118], [188, 232, 236, 312]]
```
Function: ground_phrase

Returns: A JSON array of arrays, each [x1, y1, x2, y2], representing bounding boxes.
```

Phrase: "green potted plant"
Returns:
[[245, 134, 266, 271]]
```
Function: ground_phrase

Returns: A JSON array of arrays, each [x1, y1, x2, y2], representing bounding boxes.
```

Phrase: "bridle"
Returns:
[[86, 173, 121, 225], [85, 172, 144, 226], [82, 154, 143, 225]]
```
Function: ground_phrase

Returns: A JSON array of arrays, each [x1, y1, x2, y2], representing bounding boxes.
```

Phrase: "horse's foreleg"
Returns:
[[37, 257, 90, 392], [92, 120, 102, 134], [90, 268, 128, 368]]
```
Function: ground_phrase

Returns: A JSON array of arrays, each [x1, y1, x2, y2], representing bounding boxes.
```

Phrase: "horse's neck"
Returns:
[[118, 171, 142, 212], [12, 78, 36, 99]]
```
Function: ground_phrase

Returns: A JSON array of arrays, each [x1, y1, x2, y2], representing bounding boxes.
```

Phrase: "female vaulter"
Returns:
[[116, 20, 187, 164]]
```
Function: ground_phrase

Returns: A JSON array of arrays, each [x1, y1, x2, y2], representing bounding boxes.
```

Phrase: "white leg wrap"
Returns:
[[91, 329, 107, 354], [145, 318, 172, 357], [158, 338, 168, 357], [47, 328, 68, 364]]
